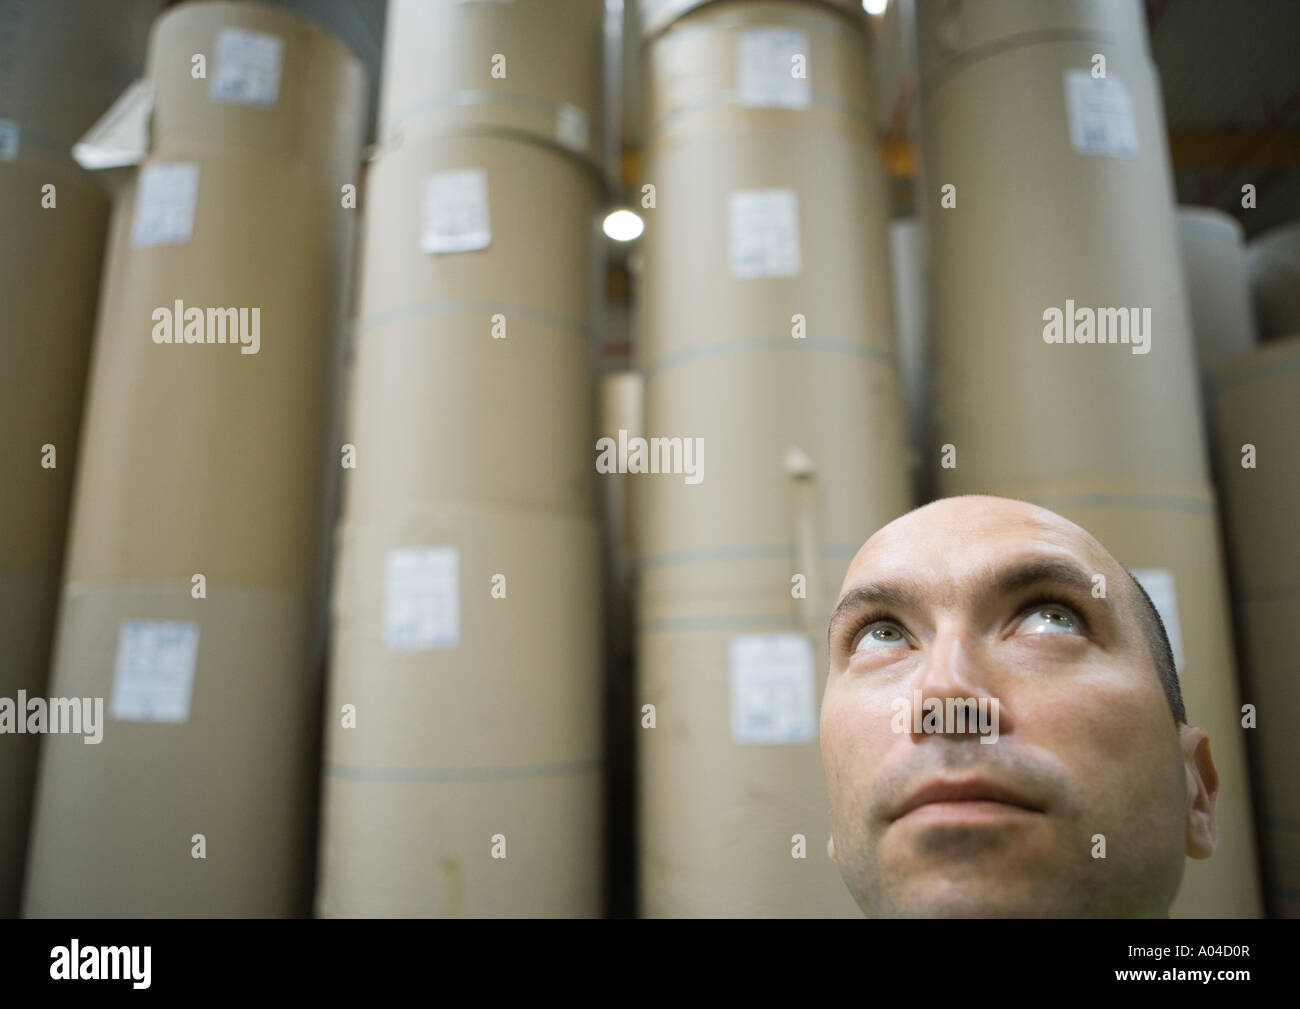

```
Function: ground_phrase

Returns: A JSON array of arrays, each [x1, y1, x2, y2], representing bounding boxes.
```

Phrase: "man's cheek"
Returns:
[[825, 697, 887, 814], [1071, 687, 1162, 770], [823, 690, 877, 760], [820, 696, 858, 785]]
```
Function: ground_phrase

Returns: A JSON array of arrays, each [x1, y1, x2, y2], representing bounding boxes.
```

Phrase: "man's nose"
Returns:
[[910, 626, 1000, 738]]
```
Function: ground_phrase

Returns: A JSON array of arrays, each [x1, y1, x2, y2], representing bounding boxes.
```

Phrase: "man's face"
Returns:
[[821, 495, 1203, 917]]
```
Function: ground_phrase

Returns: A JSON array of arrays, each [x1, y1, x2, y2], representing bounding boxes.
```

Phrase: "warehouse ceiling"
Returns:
[[1147, 0, 1300, 236]]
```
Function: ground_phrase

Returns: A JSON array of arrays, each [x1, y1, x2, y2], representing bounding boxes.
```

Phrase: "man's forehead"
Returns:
[[841, 496, 1115, 597]]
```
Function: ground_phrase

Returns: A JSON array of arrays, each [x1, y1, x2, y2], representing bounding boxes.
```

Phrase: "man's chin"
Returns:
[[878, 878, 1063, 917], [870, 838, 1073, 916]]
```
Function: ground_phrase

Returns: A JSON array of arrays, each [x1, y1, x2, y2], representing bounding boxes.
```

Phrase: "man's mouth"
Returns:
[[891, 776, 1046, 824]]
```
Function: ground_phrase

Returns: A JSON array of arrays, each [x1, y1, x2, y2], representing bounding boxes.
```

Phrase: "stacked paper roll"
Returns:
[[1245, 220, 1300, 342], [0, 0, 159, 917], [22, 1, 365, 916], [1177, 206, 1257, 376], [638, 0, 865, 38], [315, 0, 606, 917], [378, 0, 604, 172], [637, 0, 910, 916], [919, 0, 1261, 916], [1209, 337, 1300, 918]]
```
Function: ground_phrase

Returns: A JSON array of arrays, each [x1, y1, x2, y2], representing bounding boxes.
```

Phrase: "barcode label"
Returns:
[[730, 633, 817, 745], [1064, 70, 1138, 158]]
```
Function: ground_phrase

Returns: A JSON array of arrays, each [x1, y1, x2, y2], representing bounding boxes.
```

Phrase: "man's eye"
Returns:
[[1016, 604, 1081, 636], [854, 622, 909, 651]]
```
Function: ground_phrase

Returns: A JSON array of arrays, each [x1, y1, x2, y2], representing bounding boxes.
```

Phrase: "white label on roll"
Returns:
[[421, 169, 491, 254], [110, 620, 200, 723], [0, 119, 18, 161], [738, 28, 810, 109], [211, 27, 284, 107], [556, 102, 589, 153], [729, 188, 800, 278], [131, 162, 200, 247], [1063, 70, 1138, 158], [386, 547, 460, 651], [730, 633, 817, 745], [1130, 568, 1185, 672]]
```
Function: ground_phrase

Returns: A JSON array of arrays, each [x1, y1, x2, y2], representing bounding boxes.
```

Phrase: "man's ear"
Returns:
[[1181, 725, 1218, 859], [827, 836, 837, 862]]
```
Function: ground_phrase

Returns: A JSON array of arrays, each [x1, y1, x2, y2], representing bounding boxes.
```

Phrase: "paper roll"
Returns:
[[147, 1, 366, 187], [317, 505, 603, 916], [344, 132, 602, 517], [637, 0, 866, 42], [0, 0, 156, 920], [917, 0, 1149, 89], [1245, 221, 1300, 343], [378, 0, 605, 169], [1210, 336, 1300, 916], [1177, 206, 1257, 376], [637, 0, 908, 916], [24, 582, 318, 916], [639, 348, 909, 560], [23, 1, 365, 917], [639, 573, 859, 917], [322, 23, 606, 908], [921, 14, 1208, 493], [0, 158, 109, 916]]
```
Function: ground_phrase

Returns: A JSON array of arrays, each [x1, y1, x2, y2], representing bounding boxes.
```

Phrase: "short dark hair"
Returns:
[[1125, 570, 1186, 725]]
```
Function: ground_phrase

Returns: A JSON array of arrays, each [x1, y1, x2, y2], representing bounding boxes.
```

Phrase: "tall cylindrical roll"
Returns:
[[1177, 206, 1257, 376], [0, 0, 159, 917], [344, 134, 600, 516], [320, 504, 603, 916], [919, 0, 1262, 916], [637, 0, 911, 916], [377, 0, 605, 170], [316, 1, 606, 917], [1209, 337, 1300, 918], [638, 0, 865, 39], [1245, 220, 1300, 343], [22, 1, 366, 916], [921, 0, 1206, 489]]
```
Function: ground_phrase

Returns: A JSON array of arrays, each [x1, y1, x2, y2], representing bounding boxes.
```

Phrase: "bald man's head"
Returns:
[[820, 495, 1218, 917]]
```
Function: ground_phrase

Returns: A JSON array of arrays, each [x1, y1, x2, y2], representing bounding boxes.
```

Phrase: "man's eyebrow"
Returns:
[[828, 581, 924, 646], [828, 556, 1105, 647], [990, 557, 1099, 599]]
